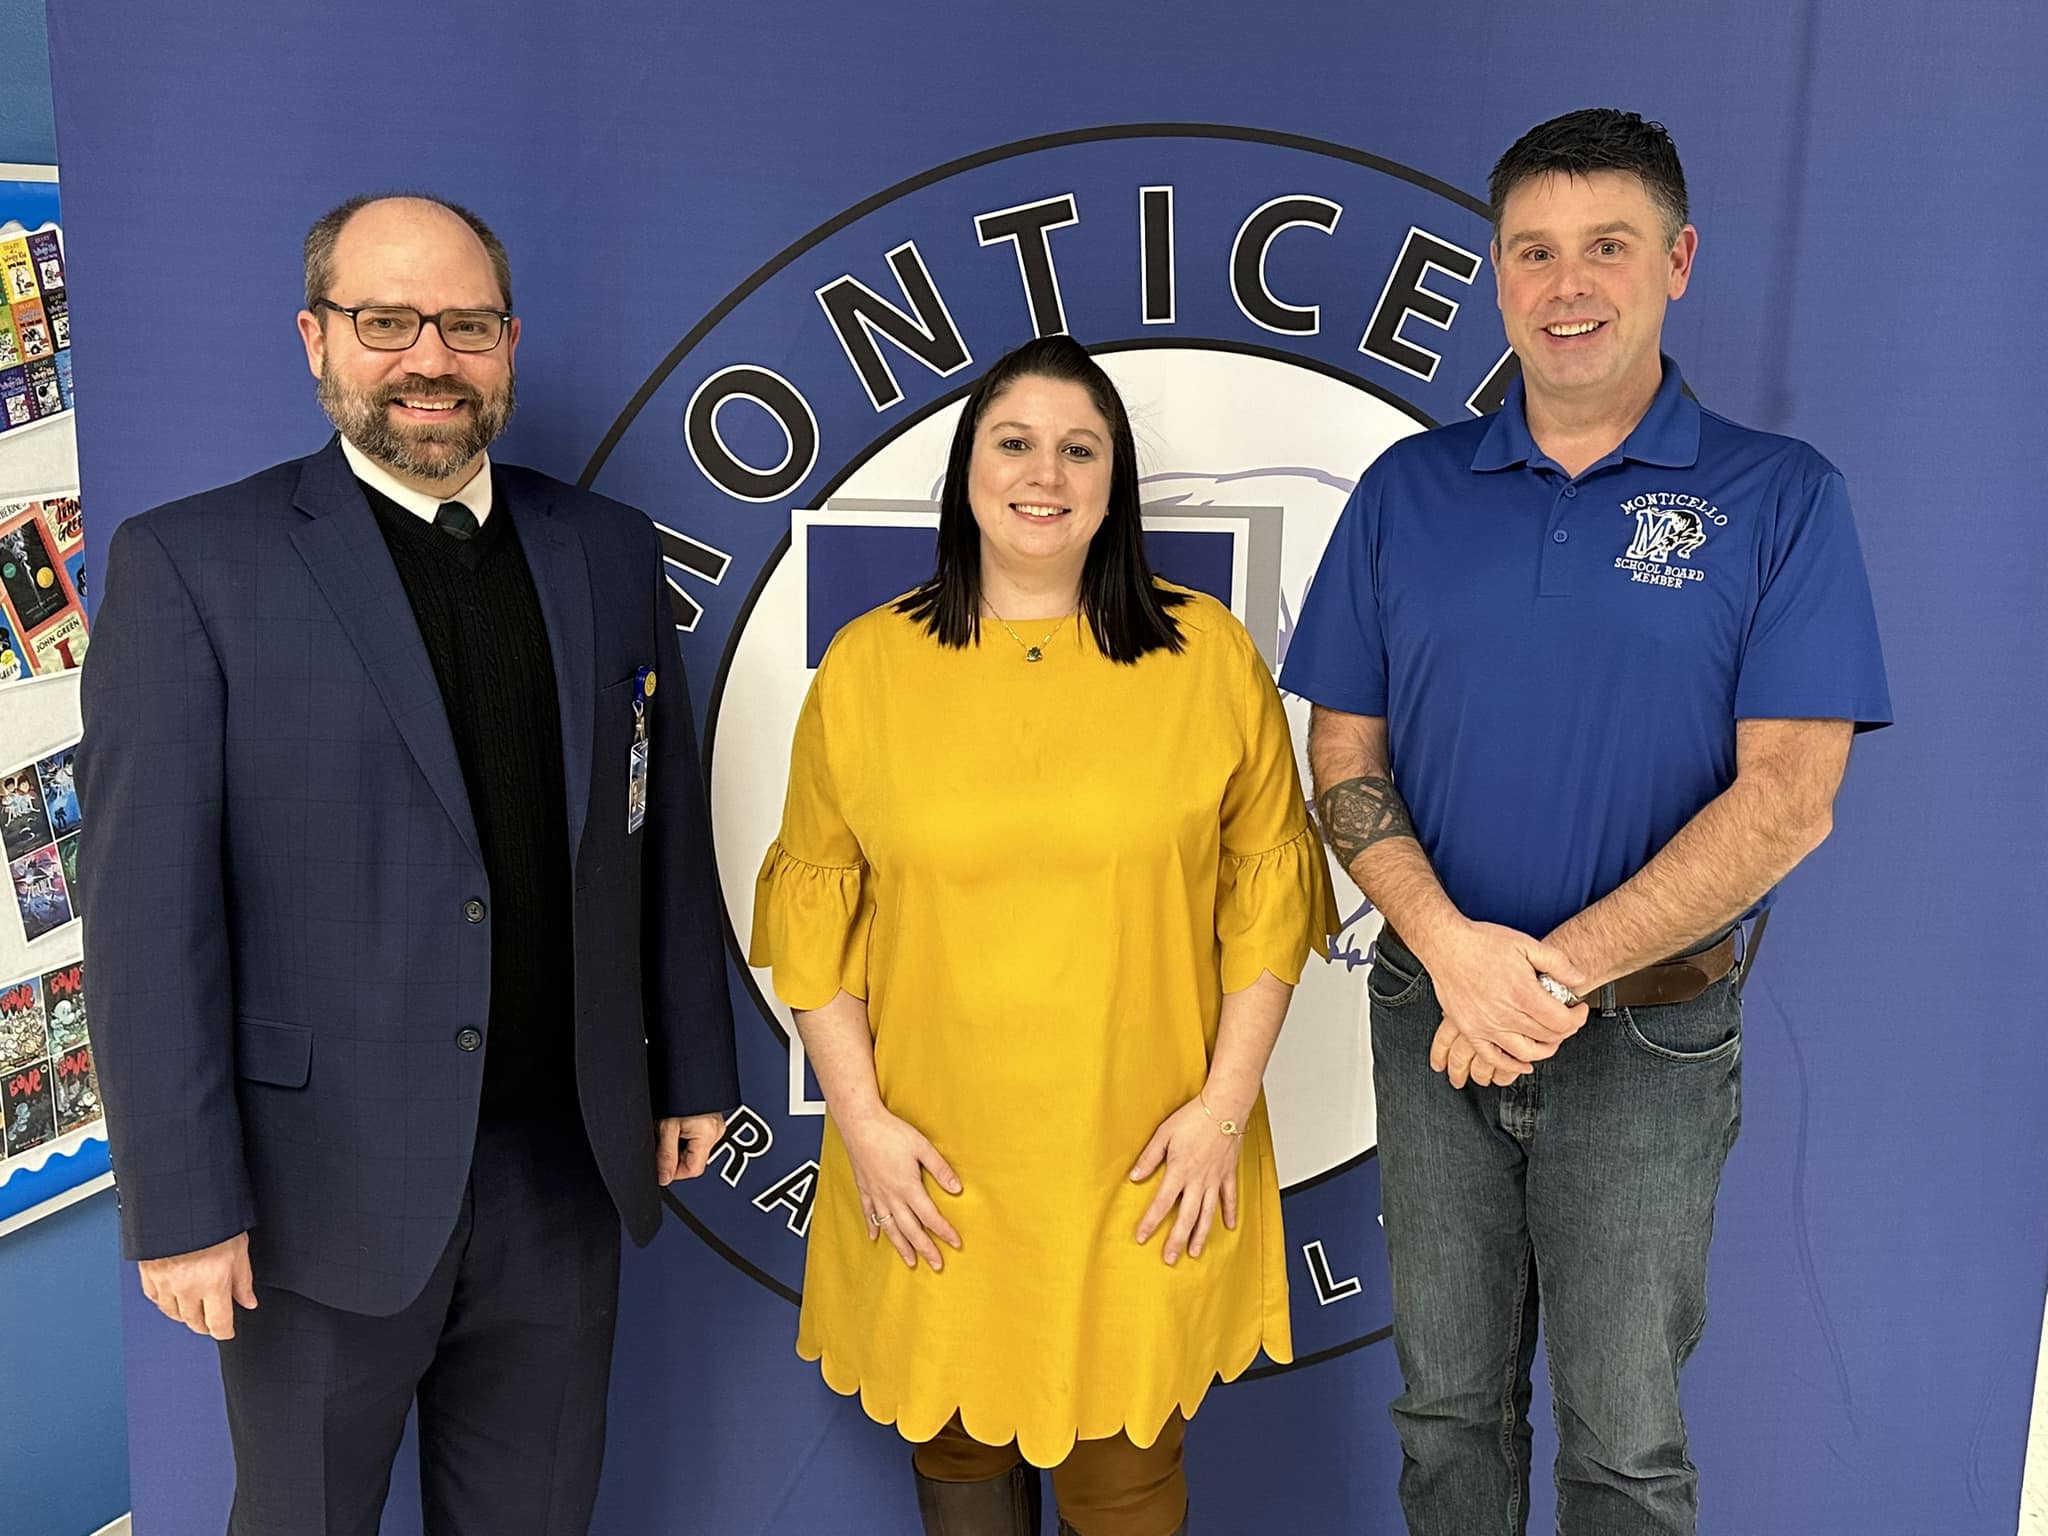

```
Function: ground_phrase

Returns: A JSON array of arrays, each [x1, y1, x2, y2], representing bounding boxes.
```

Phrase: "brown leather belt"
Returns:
[[1590, 931, 1738, 1011]]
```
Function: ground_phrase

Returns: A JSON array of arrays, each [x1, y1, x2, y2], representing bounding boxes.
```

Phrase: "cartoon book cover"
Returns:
[[52, 1044, 101, 1133], [0, 617, 24, 681], [0, 512, 69, 630], [53, 349, 71, 410], [0, 237, 34, 304], [26, 358, 61, 419], [10, 299, 49, 362], [0, 365, 29, 429], [3, 1056, 57, 1156], [0, 763, 51, 859], [0, 306, 19, 370], [0, 977, 46, 1071], [9, 846, 72, 942], [25, 230, 62, 295], [43, 289, 67, 351], [36, 750, 77, 839], [40, 963, 86, 1052]]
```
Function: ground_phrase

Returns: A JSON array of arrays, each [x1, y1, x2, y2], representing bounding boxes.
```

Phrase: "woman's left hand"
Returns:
[[1130, 1097, 1242, 1265]]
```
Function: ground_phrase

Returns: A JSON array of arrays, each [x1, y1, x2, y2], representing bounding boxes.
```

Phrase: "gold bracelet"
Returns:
[[1199, 1092, 1244, 1137]]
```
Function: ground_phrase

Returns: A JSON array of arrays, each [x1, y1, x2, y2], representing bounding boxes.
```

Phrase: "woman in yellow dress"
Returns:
[[749, 335, 1335, 1536]]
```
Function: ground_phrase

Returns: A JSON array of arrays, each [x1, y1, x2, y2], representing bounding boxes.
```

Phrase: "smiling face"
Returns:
[[964, 374, 1114, 602], [297, 197, 520, 493], [1493, 169, 1696, 417]]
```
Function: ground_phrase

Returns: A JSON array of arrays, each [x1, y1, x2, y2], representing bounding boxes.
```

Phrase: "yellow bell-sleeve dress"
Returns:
[[748, 584, 1337, 1468]]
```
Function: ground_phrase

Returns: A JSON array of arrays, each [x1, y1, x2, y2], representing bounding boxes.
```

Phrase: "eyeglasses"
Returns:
[[312, 299, 512, 353]]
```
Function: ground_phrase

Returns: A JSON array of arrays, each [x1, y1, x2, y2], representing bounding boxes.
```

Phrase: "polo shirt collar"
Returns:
[[339, 435, 494, 525], [1470, 355, 1701, 473]]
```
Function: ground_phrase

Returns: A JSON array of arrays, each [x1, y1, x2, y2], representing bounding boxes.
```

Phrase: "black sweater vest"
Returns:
[[361, 479, 574, 1119]]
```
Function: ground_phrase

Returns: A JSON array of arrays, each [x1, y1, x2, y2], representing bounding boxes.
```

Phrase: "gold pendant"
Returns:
[[1025, 647, 1043, 662]]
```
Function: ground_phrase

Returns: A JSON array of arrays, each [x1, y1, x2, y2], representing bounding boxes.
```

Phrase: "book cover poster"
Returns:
[[3, 1055, 57, 1156], [52, 1043, 100, 1134], [0, 977, 45, 1071], [41, 963, 85, 1053], [0, 512, 68, 631], [0, 762, 51, 859], [0, 500, 89, 682], [9, 845, 72, 942], [0, 365, 28, 428], [36, 749, 77, 838]]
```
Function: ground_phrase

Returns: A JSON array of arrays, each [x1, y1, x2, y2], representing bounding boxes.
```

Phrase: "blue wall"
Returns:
[[0, 1192, 128, 1535], [0, 0, 55, 163]]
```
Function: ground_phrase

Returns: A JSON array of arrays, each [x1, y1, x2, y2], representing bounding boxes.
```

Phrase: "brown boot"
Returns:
[[1056, 1516, 1186, 1535], [915, 1462, 1043, 1534]]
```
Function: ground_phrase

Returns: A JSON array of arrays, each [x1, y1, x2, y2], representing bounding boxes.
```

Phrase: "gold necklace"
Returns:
[[985, 606, 1073, 663]]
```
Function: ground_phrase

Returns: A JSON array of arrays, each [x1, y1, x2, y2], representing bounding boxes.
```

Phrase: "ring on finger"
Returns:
[[870, 1212, 893, 1227]]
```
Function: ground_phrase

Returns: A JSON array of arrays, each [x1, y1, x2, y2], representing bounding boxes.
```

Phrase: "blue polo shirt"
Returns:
[[1279, 359, 1891, 939]]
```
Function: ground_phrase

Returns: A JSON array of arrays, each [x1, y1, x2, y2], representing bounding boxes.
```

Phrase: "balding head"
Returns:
[[304, 193, 512, 314]]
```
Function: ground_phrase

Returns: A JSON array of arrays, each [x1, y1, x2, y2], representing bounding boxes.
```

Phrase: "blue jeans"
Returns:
[[1369, 928, 1743, 1536]]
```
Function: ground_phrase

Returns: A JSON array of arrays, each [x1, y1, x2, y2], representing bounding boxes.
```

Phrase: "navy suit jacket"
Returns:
[[77, 438, 740, 1316]]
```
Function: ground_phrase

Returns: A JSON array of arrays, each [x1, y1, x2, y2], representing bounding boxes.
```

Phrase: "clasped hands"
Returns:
[[838, 1092, 1246, 1274], [1421, 920, 1590, 1089]]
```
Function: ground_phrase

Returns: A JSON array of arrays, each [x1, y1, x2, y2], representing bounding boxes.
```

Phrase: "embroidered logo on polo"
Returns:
[[1614, 490, 1727, 590], [581, 124, 1520, 1374]]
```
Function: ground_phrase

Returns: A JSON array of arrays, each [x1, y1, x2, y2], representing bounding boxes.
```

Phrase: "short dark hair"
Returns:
[[303, 193, 514, 312], [1489, 109, 1689, 245], [895, 335, 1187, 665]]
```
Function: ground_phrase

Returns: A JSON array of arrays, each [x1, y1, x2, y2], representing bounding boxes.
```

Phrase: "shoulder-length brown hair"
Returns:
[[894, 336, 1186, 664]]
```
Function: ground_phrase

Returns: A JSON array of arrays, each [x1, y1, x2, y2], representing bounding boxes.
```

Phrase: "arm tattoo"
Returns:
[[1316, 774, 1419, 872]]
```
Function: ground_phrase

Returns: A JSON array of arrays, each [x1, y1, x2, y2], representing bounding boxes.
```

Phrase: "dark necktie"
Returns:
[[433, 501, 480, 541]]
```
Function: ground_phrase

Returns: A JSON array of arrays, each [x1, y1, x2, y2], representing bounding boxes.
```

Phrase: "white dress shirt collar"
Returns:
[[339, 436, 494, 526]]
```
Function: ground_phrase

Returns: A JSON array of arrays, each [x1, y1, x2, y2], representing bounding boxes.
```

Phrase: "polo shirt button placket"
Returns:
[[1540, 479, 1580, 596]]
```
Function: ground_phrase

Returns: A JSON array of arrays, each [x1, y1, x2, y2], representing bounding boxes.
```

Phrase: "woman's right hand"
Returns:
[[836, 1105, 962, 1271]]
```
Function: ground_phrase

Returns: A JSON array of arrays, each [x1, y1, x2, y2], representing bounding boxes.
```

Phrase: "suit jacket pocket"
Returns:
[[235, 1017, 312, 1088]]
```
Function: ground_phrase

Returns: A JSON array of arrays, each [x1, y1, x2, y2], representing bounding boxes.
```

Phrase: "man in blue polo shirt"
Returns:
[[1282, 109, 1889, 1534]]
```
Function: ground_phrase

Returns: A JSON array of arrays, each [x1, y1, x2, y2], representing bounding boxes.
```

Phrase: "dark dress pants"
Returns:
[[217, 1114, 623, 1536]]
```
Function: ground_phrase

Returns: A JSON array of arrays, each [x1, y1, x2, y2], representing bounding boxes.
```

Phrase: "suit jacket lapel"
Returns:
[[289, 440, 483, 864], [504, 478, 596, 873]]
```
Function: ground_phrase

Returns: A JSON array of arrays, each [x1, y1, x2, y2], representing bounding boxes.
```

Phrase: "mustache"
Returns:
[[374, 374, 484, 406]]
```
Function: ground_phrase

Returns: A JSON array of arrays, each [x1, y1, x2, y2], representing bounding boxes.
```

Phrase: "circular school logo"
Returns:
[[584, 125, 1513, 1372]]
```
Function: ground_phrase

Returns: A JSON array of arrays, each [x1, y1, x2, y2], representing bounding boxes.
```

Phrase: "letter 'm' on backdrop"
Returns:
[[47, 3, 2047, 1531]]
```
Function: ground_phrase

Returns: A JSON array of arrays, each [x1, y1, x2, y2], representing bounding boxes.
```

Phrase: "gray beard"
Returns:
[[317, 364, 515, 484]]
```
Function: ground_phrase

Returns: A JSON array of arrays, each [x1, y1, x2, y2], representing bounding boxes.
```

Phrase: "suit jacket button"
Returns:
[[462, 898, 486, 923], [456, 1028, 483, 1052]]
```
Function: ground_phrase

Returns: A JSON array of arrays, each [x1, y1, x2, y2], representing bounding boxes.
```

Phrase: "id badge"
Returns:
[[627, 704, 649, 834], [627, 664, 655, 834]]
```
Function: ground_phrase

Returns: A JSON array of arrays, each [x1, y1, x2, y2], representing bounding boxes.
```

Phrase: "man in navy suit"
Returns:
[[77, 194, 740, 1534]]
